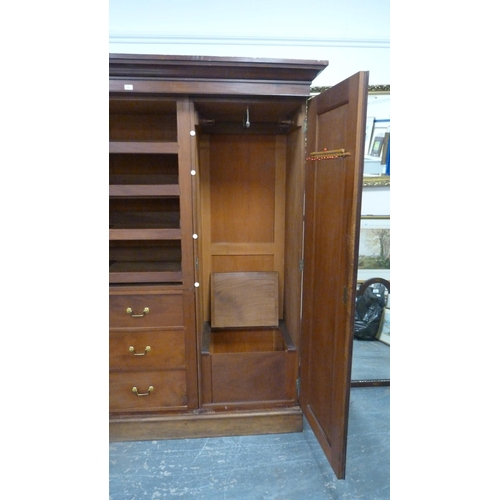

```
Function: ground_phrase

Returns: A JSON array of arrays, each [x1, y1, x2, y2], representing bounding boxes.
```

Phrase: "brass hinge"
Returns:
[[299, 259, 304, 271]]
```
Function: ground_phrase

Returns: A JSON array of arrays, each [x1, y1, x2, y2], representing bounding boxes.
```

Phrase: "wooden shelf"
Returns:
[[110, 174, 179, 184], [109, 228, 182, 240], [109, 141, 178, 154], [109, 261, 183, 283], [109, 184, 180, 197]]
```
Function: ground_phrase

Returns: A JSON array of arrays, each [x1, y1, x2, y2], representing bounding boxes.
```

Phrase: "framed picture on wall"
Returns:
[[369, 136, 384, 157], [357, 216, 390, 281], [367, 119, 390, 160]]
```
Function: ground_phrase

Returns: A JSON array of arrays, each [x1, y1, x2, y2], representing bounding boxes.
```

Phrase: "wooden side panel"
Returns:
[[284, 107, 307, 348], [199, 135, 213, 323]]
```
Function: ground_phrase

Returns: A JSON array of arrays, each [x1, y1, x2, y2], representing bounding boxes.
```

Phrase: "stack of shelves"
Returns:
[[109, 99, 183, 284]]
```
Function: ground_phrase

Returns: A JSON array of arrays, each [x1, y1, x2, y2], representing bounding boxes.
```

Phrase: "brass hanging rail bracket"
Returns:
[[306, 149, 351, 161]]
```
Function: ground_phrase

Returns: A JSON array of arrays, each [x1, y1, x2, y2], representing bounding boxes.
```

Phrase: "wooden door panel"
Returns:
[[300, 71, 369, 479], [317, 107, 347, 147], [303, 160, 346, 437]]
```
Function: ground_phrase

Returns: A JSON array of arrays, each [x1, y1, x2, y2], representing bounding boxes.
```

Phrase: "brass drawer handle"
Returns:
[[129, 346, 151, 356], [132, 386, 154, 396], [126, 307, 149, 318]]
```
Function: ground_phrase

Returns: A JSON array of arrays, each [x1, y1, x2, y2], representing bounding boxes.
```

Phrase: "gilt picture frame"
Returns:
[[357, 216, 390, 281]]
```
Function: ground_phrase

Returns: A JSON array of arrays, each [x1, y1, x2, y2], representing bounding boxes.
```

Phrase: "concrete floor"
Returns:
[[109, 386, 390, 499]]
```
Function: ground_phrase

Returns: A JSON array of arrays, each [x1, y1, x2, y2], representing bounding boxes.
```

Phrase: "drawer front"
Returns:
[[109, 293, 184, 328], [109, 370, 187, 412], [109, 330, 186, 370]]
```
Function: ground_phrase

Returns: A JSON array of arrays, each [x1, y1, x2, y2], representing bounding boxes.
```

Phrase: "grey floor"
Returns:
[[109, 386, 389, 499], [351, 339, 390, 381]]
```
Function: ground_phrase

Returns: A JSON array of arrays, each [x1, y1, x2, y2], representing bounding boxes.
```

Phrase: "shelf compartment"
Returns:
[[109, 104, 177, 143], [110, 153, 179, 175], [110, 197, 180, 233], [109, 240, 182, 284], [110, 154, 180, 196]]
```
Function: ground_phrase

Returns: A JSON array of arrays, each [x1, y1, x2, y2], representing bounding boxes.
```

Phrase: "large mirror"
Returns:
[[351, 275, 390, 386], [310, 85, 390, 386], [353, 85, 390, 386]]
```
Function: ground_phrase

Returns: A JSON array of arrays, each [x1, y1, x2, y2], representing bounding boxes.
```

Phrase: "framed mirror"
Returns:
[[353, 85, 390, 386], [352, 214, 390, 387]]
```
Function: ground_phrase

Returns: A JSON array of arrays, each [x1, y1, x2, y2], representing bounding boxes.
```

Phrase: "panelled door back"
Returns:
[[300, 71, 368, 479]]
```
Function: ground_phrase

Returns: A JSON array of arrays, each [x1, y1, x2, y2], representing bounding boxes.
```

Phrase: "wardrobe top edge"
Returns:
[[109, 53, 328, 68], [109, 53, 328, 86]]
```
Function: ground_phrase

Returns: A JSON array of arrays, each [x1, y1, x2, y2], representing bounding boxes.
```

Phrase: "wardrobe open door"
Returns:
[[300, 71, 369, 479]]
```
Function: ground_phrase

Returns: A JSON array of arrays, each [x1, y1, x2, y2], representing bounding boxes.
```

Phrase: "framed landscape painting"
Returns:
[[357, 216, 390, 281]]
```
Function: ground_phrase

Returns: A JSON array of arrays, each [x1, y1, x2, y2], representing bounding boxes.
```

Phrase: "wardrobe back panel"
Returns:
[[199, 134, 286, 322], [209, 135, 276, 243]]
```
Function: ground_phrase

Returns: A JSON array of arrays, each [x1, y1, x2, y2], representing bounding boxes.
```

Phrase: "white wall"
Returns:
[[109, 0, 390, 216], [361, 187, 390, 216], [109, 0, 390, 87]]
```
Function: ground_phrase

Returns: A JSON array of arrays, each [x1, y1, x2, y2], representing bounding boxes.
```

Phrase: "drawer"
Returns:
[[109, 370, 187, 412], [109, 292, 184, 328], [109, 330, 186, 370]]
